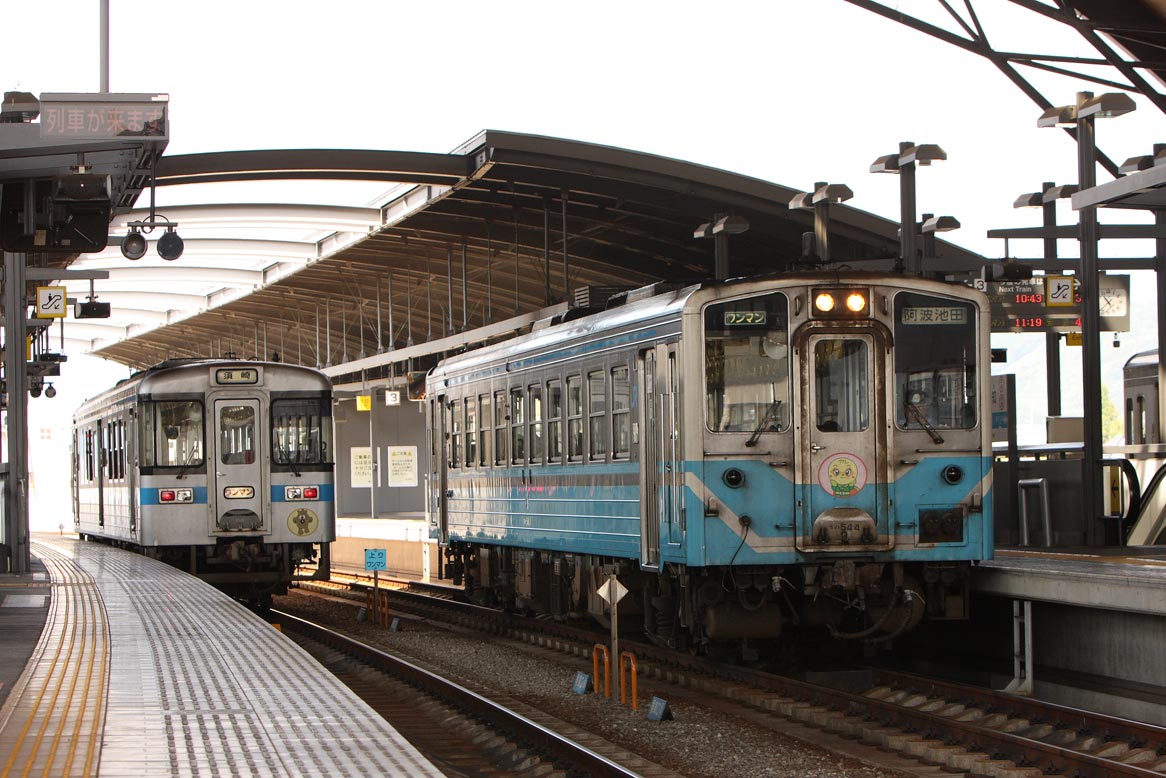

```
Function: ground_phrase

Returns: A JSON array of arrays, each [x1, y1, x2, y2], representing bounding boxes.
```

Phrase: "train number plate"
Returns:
[[224, 486, 255, 499]]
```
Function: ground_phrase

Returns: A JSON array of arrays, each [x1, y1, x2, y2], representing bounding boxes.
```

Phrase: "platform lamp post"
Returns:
[[920, 214, 960, 263], [788, 182, 853, 264], [871, 142, 947, 276], [1013, 183, 1078, 418], [694, 213, 750, 280], [1037, 91, 1136, 541]]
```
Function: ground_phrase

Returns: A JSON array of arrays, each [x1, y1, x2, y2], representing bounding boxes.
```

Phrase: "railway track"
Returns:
[[274, 609, 683, 778], [290, 575, 1166, 778]]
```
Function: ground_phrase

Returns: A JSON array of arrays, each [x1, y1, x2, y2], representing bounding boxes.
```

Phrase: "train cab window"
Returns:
[[588, 370, 608, 460], [611, 366, 630, 459], [893, 292, 978, 430], [528, 385, 544, 464], [141, 400, 204, 468], [511, 388, 526, 464], [567, 375, 583, 462], [704, 292, 790, 434], [814, 340, 869, 432], [219, 405, 256, 465], [494, 390, 508, 465], [465, 398, 477, 467], [547, 379, 563, 463], [272, 396, 333, 466]]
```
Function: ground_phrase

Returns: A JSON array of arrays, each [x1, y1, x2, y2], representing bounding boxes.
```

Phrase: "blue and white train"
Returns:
[[72, 359, 335, 605], [428, 274, 993, 652]]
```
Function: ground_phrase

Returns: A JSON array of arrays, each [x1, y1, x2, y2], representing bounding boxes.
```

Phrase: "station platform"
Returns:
[[0, 534, 444, 777], [973, 546, 1166, 615]]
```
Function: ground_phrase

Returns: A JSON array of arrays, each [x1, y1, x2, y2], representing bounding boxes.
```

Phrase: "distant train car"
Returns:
[[1124, 348, 1159, 445], [428, 274, 993, 654], [72, 359, 335, 605]]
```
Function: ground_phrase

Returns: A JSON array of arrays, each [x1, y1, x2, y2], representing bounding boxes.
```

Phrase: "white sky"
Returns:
[[5, 0, 1166, 526]]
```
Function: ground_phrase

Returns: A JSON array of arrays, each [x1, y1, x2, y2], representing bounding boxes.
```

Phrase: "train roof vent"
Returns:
[[573, 285, 633, 309], [605, 281, 685, 309]]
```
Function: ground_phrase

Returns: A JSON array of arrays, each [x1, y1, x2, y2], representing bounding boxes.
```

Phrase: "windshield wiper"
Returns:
[[905, 402, 944, 444], [175, 445, 200, 480], [746, 400, 782, 448], [275, 439, 302, 477]]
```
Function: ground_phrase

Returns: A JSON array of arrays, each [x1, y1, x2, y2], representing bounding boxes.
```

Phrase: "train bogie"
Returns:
[[430, 276, 992, 653]]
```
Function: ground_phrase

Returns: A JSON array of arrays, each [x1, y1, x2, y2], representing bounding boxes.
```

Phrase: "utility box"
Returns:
[[1046, 416, 1084, 443]]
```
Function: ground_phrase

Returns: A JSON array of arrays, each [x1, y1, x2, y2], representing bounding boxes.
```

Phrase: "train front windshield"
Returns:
[[893, 292, 979, 430], [704, 292, 791, 433], [272, 396, 334, 465], [141, 400, 204, 468]]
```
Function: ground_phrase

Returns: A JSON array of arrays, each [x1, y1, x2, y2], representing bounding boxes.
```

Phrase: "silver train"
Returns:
[[72, 359, 335, 604], [428, 274, 994, 655]]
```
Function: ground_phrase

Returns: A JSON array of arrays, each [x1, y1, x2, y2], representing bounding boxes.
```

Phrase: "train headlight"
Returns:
[[285, 485, 321, 501], [159, 488, 193, 503], [812, 288, 870, 318]]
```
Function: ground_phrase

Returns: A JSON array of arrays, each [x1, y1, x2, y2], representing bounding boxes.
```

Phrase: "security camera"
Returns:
[[29, 383, 42, 398], [44, 383, 56, 398]]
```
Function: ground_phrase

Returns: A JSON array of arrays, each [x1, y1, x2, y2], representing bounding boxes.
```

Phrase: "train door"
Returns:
[[642, 343, 684, 551], [798, 331, 890, 551], [96, 419, 105, 527], [211, 398, 266, 533], [429, 395, 449, 542]]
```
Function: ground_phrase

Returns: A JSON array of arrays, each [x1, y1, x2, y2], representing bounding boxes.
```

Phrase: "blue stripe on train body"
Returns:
[[442, 454, 993, 565]]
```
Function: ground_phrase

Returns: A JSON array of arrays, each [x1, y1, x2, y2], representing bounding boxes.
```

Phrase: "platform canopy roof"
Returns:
[[55, 129, 988, 371], [24, 0, 1166, 374]]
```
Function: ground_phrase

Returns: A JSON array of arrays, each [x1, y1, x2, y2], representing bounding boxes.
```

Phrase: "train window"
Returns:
[[814, 340, 869, 432], [271, 396, 333, 466], [465, 398, 477, 467], [567, 375, 583, 461], [219, 405, 256, 465], [479, 394, 491, 466], [450, 401, 462, 468], [704, 292, 790, 434], [142, 400, 205, 469], [612, 365, 630, 459], [529, 385, 544, 464], [511, 388, 526, 465], [494, 390, 507, 465], [547, 379, 563, 463], [84, 429, 94, 481], [588, 370, 608, 460], [893, 292, 977, 430]]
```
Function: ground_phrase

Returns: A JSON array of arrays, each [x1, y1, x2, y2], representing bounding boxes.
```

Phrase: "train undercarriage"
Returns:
[[444, 542, 970, 657]]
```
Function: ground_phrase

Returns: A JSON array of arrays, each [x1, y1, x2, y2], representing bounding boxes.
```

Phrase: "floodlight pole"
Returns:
[[898, 141, 919, 275], [1040, 182, 1062, 417], [1075, 93, 1104, 539]]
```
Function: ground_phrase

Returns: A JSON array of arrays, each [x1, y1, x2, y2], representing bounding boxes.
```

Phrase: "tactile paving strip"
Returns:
[[2, 538, 443, 777]]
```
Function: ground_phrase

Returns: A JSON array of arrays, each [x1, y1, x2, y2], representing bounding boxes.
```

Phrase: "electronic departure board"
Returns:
[[973, 274, 1129, 333]]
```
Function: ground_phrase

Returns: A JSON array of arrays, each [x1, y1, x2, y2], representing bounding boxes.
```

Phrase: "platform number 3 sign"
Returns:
[[36, 286, 67, 318]]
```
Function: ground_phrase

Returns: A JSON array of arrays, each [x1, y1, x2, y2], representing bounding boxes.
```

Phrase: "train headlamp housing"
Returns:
[[285, 485, 321, 501], [159, 488, 194, 503], [812, 287, 870, 318]]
